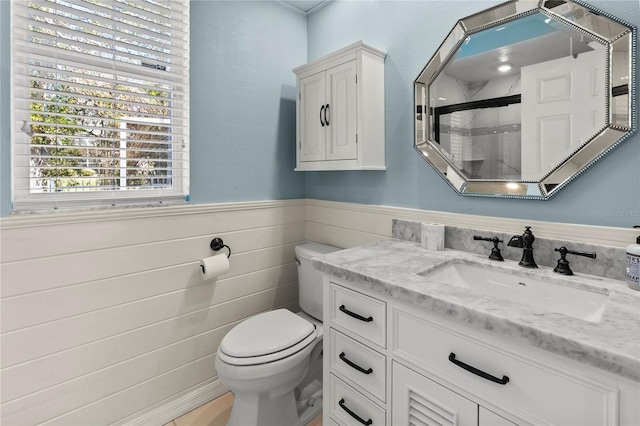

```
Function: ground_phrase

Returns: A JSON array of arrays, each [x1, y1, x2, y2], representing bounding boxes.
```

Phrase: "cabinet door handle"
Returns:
[[324, 103, 330, 125], [339, 352, 373, 374], [339, 304, 373, 322], [320, 105, 325, 127], [448, 352, 510, 385], [339, 398, 373, 425]]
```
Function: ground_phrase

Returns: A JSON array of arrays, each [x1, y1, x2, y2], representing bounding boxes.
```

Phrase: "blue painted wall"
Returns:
[[0, 1, 307, 215], [2, 1, 639, 228], [189, 0, 307, 203], [306, 0, 640, 228]]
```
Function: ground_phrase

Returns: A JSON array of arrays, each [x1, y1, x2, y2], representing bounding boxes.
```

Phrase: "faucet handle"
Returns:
[[473, 235, 504, 261], [553, 246, 597, 275]]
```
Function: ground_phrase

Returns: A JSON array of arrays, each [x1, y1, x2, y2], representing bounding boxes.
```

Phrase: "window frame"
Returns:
[[10, 0, 190, 212]]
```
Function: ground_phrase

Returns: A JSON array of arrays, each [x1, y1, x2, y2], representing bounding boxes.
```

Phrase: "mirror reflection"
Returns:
[[414, 0, 634, 199]]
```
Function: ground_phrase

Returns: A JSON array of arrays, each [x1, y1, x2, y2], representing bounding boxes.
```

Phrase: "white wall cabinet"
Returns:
[[322, 277, 640, 426], [294, 41, 385, 171]]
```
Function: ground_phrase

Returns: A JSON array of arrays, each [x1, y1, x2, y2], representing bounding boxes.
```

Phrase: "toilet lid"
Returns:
[[220, 309, 316, 358]]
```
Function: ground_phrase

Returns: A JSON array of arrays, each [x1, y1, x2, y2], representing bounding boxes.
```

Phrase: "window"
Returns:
[[11, 0, 189, 211]]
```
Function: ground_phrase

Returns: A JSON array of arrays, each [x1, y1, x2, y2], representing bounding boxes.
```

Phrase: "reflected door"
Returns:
[[521, 48, 606, 180]]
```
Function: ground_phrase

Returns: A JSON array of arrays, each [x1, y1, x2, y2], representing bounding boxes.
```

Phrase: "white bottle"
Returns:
[[627, 236, 640, 290]]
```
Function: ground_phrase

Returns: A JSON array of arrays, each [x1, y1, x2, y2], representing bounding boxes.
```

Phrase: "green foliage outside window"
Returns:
[[28, 75, 171, 193]]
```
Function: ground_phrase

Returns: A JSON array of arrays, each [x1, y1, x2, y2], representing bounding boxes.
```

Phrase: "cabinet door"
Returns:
[[392, 362, 477, 426], [299, 72, 326, 162], [479, 407, 516, 425], [392, 306, 618, 425], [326, 60, 357, 161]]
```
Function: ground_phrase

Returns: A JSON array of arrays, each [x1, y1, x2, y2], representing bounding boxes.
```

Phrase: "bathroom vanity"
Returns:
[[315, 240, 640, 425]]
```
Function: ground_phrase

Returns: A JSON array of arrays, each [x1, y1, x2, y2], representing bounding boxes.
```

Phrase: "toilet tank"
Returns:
[[295, 242, 341, 321]]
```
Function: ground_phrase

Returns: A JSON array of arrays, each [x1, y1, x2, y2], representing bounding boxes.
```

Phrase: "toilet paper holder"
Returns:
[[210, 238, 232, 258]]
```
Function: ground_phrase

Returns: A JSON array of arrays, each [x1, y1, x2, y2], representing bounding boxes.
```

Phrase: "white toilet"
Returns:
[[215, 242, 340, 426]]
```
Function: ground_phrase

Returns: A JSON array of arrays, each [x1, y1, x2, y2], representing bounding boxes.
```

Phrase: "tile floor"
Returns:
[[164, 392, 322, 426]]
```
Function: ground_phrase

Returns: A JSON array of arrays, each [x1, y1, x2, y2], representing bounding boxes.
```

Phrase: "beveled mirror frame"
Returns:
[[414, 0, 636, 199]]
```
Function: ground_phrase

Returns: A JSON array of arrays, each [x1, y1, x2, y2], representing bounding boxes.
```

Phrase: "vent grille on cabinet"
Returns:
[[408, 390, 457, 426]]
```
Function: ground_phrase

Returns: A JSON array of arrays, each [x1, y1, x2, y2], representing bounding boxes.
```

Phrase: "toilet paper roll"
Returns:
[[200, 254, 230, 281], [421, 222, 445, 251]]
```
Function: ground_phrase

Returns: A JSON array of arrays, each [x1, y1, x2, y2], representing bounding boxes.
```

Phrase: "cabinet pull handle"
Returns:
[[339, 305, 373, 322], [320, 105, 325, 127], [339, 352, 373, 374], [448, 352, 509, 385], [339, 398, 373, 425], [325, 103, 330, 125]]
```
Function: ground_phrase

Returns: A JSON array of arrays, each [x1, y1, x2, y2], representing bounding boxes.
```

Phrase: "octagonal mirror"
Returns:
[[414, 0, 635, 199]]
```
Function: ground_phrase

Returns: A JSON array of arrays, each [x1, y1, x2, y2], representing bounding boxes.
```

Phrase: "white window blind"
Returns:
[[11, 0, 189, 211]]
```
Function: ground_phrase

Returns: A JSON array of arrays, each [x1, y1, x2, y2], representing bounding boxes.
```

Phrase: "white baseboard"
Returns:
[[115, 378, 228, 426]]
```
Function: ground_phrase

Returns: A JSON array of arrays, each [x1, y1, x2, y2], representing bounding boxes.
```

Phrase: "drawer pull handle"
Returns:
[[339, 398, 373, 425], [448, 352, 510, 385], [339, 352, 373, 374], [339, 305, 373, 322]]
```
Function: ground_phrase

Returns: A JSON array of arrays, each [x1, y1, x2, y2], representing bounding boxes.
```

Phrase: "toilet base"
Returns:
[[227, 390, 301, 426], [296, 379, 323, 425], [226, 384, 323, 426]]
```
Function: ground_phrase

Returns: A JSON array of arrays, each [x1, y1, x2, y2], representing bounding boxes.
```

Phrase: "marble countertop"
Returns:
[[312, 239, 640, 381]]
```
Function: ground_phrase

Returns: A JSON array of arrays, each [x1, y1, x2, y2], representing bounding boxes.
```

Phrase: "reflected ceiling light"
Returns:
[[506, 182, 520, 190], [498, 63, 512, 73]]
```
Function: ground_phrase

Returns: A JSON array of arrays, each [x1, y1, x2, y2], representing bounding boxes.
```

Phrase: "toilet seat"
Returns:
[[218, 309, 317, 366]]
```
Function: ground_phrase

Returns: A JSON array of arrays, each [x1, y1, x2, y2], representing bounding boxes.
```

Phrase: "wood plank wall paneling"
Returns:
[[0, 200, 306, 425], [1, 198, 635, 426]]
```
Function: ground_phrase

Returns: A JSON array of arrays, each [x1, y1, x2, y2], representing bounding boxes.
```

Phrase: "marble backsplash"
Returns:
[[392, 219, 627, 282]]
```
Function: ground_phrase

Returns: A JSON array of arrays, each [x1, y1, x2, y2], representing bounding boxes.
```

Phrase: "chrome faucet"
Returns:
[[507, 226, 538, 268]]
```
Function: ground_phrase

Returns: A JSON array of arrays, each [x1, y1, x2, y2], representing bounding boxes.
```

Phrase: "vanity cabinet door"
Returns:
[[392, 361, 478, 426], [479, 407, 517, 425], [392, 305, 618, 425]]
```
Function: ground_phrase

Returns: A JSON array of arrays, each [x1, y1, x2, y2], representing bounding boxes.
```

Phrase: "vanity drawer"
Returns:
[[392, 307, 617, 425], [330, 283, 386, 348], [330, 329, 386, 402], [330, 374, 386, 426]]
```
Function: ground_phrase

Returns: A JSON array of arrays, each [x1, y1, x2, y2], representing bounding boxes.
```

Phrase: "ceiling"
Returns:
[[281, 0, 330, 14]]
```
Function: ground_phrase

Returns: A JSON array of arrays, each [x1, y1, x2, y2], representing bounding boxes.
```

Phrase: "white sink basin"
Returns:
[[418, 261, 609, 323]]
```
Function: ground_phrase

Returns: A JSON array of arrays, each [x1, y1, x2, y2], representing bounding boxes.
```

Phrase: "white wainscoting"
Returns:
[[305, 198, 637, 249], [0, 200, 306, 425], [1, 198, 634, 425]]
